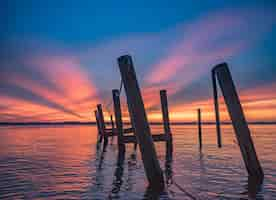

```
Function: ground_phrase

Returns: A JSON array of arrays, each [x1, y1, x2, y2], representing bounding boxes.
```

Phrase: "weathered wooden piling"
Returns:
[[94, 110, 103, 144], [212, 70, 222, 148], [118, 55, 164, 190], [110, 115, 115, 131], [97, 104, 108, 147], [112, 89, 125, 153], [213, 63, 264, 182], [198, 109, 202, 150], [95, 110, 100, 135], [110, 115, 115, 144], [160, 90, 173, 155]]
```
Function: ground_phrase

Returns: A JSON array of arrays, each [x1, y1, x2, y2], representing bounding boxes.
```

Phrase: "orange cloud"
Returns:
[[145, 83, 276, 122], [0, 53, 100, 122]]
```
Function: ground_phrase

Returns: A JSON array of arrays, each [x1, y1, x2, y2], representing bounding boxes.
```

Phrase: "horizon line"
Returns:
[[1, 121, 276, 126]]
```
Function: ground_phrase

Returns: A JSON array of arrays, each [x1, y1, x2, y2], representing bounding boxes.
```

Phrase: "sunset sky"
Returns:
[[1, 0, 276, 122]]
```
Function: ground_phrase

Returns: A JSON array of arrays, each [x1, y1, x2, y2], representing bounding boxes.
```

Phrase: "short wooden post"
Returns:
[[198, 109, 202, 150], [110, 115, 115, 133], [118, 55, 164, 190], [97, 104, 108, 147], [94, 110, 102, 144], [112, 89, 125, 153], [213, 63, 263, 182], [95, 110, 100, 135], [160, 90, 173, 155], [212, 69, 222, 148]]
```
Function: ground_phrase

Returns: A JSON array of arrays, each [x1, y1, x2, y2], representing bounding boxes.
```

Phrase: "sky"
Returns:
[[0, 0, 276, 123]]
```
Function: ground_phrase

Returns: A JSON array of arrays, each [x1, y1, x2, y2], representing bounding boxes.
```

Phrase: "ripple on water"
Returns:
[[0, 125, 275, 199]]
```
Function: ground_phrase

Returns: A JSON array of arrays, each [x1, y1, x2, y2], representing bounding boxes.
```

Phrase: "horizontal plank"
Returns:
[[104, 127, 134, 137], [124, 127, 134, 133], [123, 133, 167, 143]]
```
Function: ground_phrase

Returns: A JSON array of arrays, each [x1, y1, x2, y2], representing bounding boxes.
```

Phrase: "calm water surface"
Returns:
[[0, 124, 275, 199]]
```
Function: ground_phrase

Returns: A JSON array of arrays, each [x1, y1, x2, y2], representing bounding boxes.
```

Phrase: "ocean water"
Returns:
[[0, 124, 275, 199]]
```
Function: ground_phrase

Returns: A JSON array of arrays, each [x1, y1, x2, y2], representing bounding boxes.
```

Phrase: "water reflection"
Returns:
[[126, 151, 137, 192], [241, 176, 264, 200], [165, 142, 173, 186], [109, 150, 125, 199], [0, 125, 276, 199]]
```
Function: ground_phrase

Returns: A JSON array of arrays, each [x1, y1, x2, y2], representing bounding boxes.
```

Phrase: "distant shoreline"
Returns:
[[0, 121, 276, 126]]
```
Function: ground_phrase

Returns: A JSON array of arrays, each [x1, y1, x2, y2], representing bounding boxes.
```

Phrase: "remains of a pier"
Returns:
[[94, 55, 264, 192], [212, 63, 264, 183]]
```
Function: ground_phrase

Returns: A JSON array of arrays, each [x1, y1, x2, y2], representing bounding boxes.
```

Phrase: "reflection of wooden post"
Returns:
[[118, 55, 164, 190], [212, 69, 222, 148], [97, 104, 108, 147], [95, 110, 102, 144], [112, 89, 125, 153], [198, 109, 202, 150], [160, 90, 173, 155], [213, 63, 263, 182]]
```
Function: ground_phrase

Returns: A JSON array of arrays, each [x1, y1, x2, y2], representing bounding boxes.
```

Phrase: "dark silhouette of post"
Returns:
[[160, 90, 173, 155], [97, 104, 108, 147], [110, 115, 115, 144], [94, 110, 103, 144], [95, 110, 100, 135], [112, 89, 125, 153], [212, 63, 263, 182], [110, 115, 115, 131], [118, 55, 164, 191], [212, 70, 222, 148], [198, 109, 202, 150]]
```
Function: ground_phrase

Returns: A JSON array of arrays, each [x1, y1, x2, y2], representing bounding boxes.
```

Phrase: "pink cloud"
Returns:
[[145, 8, 276, 92]]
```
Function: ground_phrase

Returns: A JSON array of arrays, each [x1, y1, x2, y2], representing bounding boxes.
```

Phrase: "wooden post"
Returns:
[[118, 55, 164, 190], [95, 110, 100, 135], [110, 115, 115, 144], [94, 110, 102, 144], [213, 63, 263, 182], [112, 89, 125, 153], [97, 104, 108, 147], [198, 109, 202, 150], [110, 115, 115, 132], [160, 90, 173, 155], [212, 69, 222, 148]]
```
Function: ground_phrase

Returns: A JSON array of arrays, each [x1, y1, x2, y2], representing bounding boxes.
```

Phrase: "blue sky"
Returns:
[[0, 0, 276, 122]]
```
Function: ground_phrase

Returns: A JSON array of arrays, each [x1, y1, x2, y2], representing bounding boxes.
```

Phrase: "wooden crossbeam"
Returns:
[[123, 134, 168, 144], [103, 127, 134, 136]]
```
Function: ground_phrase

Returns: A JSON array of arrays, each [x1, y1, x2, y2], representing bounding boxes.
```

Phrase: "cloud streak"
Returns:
[[144, 8, 276, 94], [0, 7, 275, 122]]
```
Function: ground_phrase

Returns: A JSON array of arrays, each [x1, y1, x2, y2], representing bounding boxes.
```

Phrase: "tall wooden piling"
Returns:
[[112, 89, 125, 153], [118, 55, 164, 190], [95, 110, 100, 135], [213, 63, 264, 182], [110, 115, 115, 144], [160, 90, 173, 155], [198, 109, 202, 150], [94, 110, 103, 144], [212, 70, 222, 148], [97, 104, 108, 147]]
